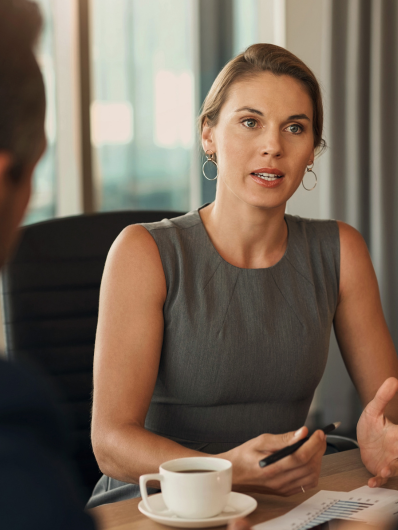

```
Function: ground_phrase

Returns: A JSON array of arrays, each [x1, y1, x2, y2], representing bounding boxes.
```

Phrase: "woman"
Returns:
[[88, 44, 398, 508]]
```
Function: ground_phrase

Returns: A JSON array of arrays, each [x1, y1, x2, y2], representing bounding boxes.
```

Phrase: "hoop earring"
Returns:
[[302, 164, 317, 191], [202, 150, 218, 181]]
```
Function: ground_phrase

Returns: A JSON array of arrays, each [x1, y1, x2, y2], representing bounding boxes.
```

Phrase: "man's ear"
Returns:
[[0, 152, 13, 197], [0, 152, 12, 173]]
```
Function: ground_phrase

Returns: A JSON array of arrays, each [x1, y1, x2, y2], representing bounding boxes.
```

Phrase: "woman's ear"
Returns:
[[201, 122, 215, 154]]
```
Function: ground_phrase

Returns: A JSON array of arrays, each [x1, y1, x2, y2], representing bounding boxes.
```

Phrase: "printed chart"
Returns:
[[255, 487, 398, 530]]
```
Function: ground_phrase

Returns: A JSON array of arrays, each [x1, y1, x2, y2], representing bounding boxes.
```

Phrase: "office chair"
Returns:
[[1, 210, 183, 500], [326, 435, 359, 453]]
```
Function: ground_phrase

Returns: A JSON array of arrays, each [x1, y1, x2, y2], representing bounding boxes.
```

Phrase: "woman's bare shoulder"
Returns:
[[336, 220, 375, 298], [336, 220, 369, 260], [103, 224, 166, 301], [110, 224, 161, 258]]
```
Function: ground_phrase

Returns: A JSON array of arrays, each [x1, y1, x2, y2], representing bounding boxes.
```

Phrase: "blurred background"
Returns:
[[9, 0, 398, 438]]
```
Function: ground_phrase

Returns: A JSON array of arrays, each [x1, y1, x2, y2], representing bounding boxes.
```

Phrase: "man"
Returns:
[[0, 1, 95, 528]]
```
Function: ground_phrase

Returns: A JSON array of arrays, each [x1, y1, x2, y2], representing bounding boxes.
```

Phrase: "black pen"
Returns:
[[259, 422, 341, 468]]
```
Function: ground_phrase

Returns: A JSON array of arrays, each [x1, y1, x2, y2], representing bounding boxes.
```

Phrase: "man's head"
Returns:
[[0, 0, 46, 266]]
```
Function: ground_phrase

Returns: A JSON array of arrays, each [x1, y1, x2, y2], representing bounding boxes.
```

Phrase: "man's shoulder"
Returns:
[[0, 358, 67, 450]]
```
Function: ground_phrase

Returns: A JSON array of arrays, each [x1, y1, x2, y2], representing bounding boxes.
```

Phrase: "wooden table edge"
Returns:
[[89, 449, 398, 530]]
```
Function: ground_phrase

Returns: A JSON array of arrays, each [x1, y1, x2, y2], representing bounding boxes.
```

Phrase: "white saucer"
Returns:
[[138, 491, 257, 528]]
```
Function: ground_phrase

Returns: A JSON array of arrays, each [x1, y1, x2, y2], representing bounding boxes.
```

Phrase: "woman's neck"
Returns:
[[199, 193, 288, 270]]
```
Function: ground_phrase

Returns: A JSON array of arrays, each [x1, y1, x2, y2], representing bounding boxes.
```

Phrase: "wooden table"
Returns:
[[89, 449, 398, 530]]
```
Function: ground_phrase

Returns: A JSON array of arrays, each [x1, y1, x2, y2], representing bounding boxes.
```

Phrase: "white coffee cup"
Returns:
[[139, 456, 232, 519]]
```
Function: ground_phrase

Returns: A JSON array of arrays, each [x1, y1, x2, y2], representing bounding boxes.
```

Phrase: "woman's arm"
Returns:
[[334, 221, 398, 420], [334, 221, 398, 486], [91, 225, 203, 483], [91, 224, 326, 494]]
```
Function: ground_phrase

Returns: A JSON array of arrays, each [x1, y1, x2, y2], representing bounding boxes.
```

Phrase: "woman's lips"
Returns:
[[250, 173, 285, 188], [252, 167, 284, 176]]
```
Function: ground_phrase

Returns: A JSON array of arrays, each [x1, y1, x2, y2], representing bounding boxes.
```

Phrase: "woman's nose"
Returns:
[[260, 127, 283, 158]]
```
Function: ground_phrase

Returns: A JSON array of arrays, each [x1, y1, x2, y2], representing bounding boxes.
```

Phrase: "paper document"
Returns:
[[348, 486, 398, 524], [254, 487, 398, 530]]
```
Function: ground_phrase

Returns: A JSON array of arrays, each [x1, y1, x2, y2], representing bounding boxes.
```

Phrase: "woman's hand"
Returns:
[[220, 426, 326, 496], [357, 377, 398, 487]]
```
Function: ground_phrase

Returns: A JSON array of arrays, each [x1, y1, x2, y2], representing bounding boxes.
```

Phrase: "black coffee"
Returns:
[[177, 469, 215, 473]]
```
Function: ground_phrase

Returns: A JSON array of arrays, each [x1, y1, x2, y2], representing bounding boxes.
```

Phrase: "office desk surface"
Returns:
[[89, 449, 398, 530]]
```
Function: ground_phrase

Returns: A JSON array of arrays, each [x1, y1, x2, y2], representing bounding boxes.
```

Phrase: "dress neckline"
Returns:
[[194, 204, 291, 271]]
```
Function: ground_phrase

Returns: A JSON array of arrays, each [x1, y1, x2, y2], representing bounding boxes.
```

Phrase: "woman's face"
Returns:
[[202, 72, 316, 210]]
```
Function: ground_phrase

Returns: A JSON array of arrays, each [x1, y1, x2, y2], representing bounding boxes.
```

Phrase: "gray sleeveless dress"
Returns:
[[86, 207, 340, 508]]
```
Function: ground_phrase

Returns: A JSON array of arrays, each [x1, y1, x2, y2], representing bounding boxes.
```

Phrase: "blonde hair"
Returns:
[[199, 43, 325, 153]]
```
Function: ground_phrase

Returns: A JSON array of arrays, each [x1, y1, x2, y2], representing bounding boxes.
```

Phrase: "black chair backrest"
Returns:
[[2, 210, 183, 499]]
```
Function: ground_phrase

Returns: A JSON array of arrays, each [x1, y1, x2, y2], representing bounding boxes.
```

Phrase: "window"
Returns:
[[25, 0, 57, 224], [91, 0, 197, 212], [26, 0, 282, 219], [233, 0, 259, 56]]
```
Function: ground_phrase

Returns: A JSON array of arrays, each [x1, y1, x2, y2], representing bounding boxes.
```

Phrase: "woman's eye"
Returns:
[[243, 119, 258, 129], [287, 124, 303, 134]]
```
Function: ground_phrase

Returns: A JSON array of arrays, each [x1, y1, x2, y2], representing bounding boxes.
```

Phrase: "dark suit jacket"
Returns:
[[0, 358, 95, 529]]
